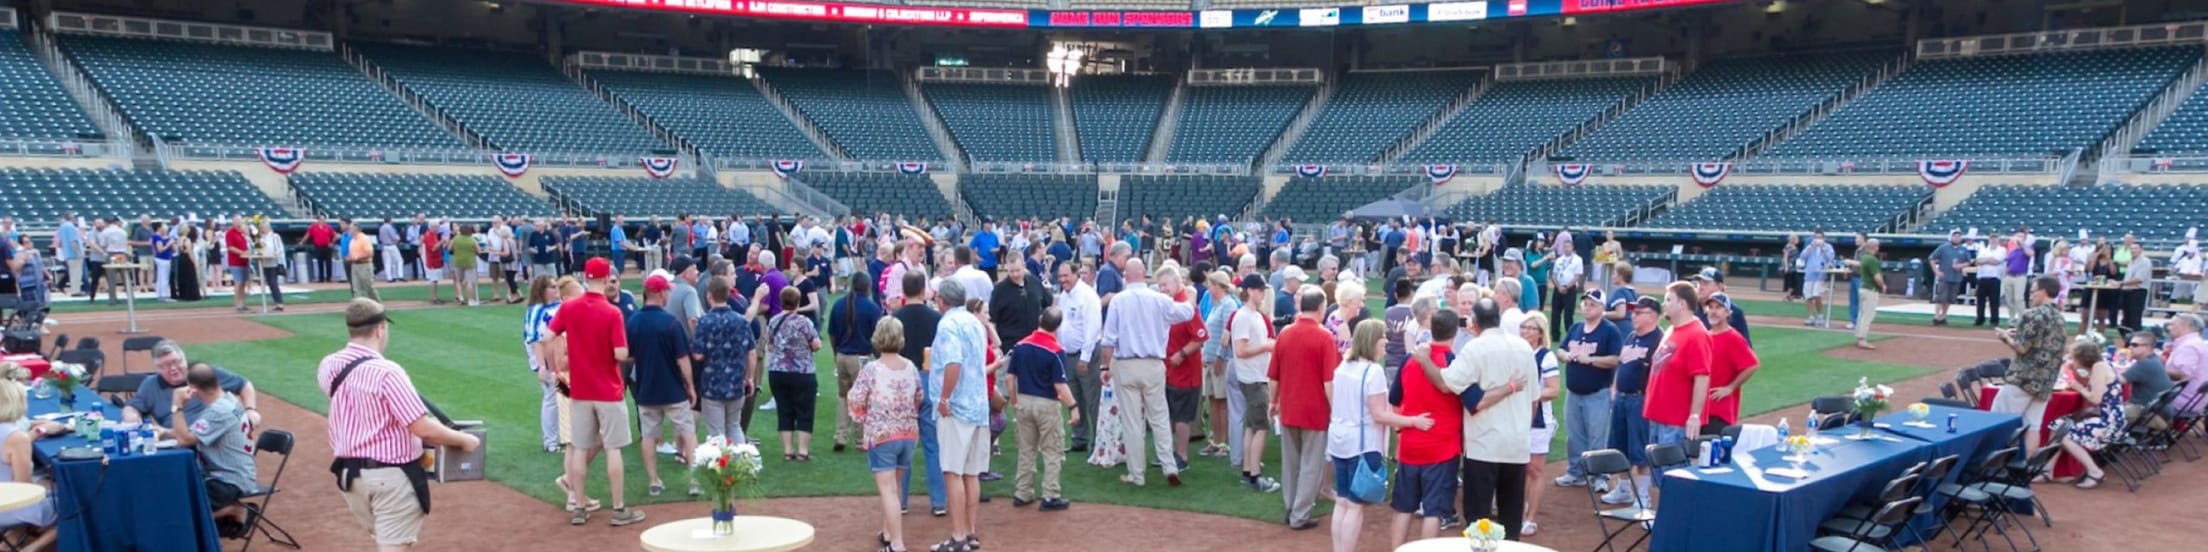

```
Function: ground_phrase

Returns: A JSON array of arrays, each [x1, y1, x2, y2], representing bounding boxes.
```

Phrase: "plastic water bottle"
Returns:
[[1807, 409, 1821, 439], [1777, 417, 1791, 443]]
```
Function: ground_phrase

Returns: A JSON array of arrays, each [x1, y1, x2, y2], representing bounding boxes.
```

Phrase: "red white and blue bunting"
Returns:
[[1424, 164, 1457, 185], [2153, 158, 2175, 170], [897, 162, 929, 176], [1917, 160, 1967, 188], [493, 153, 532, 178], [1689, 162, 1731, 188], [641, 156, 679, 179], [771, 159, 805, 179], [1295, 164, 1328, 178], [257, 147, 305, 174], [1554, 163, 1590, 186]]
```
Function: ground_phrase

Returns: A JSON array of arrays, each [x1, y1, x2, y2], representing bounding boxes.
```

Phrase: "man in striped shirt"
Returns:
[[319, 299, 479, 551]]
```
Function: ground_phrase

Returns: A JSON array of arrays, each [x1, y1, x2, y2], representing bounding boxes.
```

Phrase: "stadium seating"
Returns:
[[1562, 50, 1896, 160], [60, 36, 453, 149], [924, 82, 1058, 162], [757, 68, 941, 162], [1767, 47, 2202, 158], [1443, 184, 1670, 228], [1117, 175, 1261, 224], [351, 43, 663, 154], [960, 174, 1097, 222], [1283, 71, 1483, 164], [796, 172, 953, 220], [1070, 74, 1172, 163], [0, 30, 97, 142], [1644, 184, 1930, 232], [1926, 184, 2208, 240], [1166, 84, 1317, 164], [289, 172, 553, 220], [0, 167, 283, 221], [2136, 86, 2208, 155], [588, 70, 825, 160], [1400, 77, 1655, 164], [1262, 176, 1418, 223], [543, 176, 776, 218]]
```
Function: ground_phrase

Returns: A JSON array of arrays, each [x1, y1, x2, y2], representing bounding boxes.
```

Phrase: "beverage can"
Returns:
[[99, 427, 117, 456], [116, 429, 134, 457], [1947, 413, 1958, 434], [140, 427, 157, 455]]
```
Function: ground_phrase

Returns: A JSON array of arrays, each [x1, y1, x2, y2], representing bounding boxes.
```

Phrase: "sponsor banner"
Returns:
[[1426, 1, 1490, 21], [1039, 10, 1194, 27], [553, 0, 1028, 27], [1239, 8, 1296, 27], [1199, 10, 1234, 28], [1562, 0, 1736, 15], [1361, 5, 1410, 24], [1298, 7, 1339, 27]]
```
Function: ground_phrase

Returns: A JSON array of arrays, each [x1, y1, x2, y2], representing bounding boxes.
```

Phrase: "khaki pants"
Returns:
[[348, 262, 379, 301], [340, 467, 424, 547], [2001, 275, 2029, 318], [2122, 404, 2172, 431], [1013, 399, 1066, 501], [833, 354, 868, 446], [1280, 427, 1328, 524], [1855, 289, 1882, 340], [1111, 358, 1177, 483]]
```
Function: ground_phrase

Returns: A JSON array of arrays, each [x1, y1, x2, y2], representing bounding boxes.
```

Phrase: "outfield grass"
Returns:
[[190, 297, 1941, 522]]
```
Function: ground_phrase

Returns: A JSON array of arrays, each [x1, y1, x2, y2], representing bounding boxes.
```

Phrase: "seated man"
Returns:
[[165, 362, 258, 529], [124, 340, 261, 429]]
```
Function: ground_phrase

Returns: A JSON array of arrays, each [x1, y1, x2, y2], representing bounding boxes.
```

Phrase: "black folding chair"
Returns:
[[1900, 455, 1962, 546], [2093, 388, 2174, 492], [1581, 449, 1653, 552], [1940, 382, 1962, 401], [52, 349, 103, 383], [2147, 391, 2208, 462], [1830, 469, 1920, 524], [1941, 447, 2027, 552], [46, 333, 69, 357], [237, 429, 300, 551], [1645, 442, 1689, 473], [1811, 497, 1923, 552], [2002, 417, 2069, 528], [1812, 396, 1854, 422], [118, 336, 165, 374]]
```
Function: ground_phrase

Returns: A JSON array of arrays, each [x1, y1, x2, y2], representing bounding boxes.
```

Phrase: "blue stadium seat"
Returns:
[[1400, 77, 1655, 164], [589, 70, 825, 160], [289, 172, 553, 220], [1563, 50, 1895, 161], [2138, 86, 2208, 155], [1284, 71, 1483, 164], [1768, 47, 2202, 158], [757, 68, 940, 162], [1927, 184, 2208, 240], [1070, 74, 1171, 163], [798, 172, 952, 220], [543, 176, 775, 218], [1117, 175, 1260, 224], [1645, 185, 1929, 232], [925, 82, 1058, 162], [0, 30, 97, 141], [353, 43, 663, 154], [0, 168, 283, 221], [1262, 176, 1419, 222], [1166, 85, 1316, 164], [1444, 184, 1669, 228], [62, 36, 451, 149], [960, 174, 1097, 221]]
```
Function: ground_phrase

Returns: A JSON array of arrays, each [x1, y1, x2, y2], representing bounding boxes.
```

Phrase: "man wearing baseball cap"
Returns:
[[1693, 267, 1751, 345], [1701, 292, 1759, 432], [1501, 248, 1539, 313], [1554, 288, 1621, 490], [1926, 229, 1970, 326], [629, 273, 696, 498], [550, 257, 646, 527]]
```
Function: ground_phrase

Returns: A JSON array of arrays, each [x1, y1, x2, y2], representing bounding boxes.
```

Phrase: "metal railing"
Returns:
[[1144, 77, 1188, 162], [1263, 162, 1509, 177], [901, 73, 968, 172], [1379, 71, 1491, 163], [967, 161, 1250, 175], [562, 61, 694, 164], [1187, 67, 1324, 86], [1527, 63, 1676, 164], [2101, 155, 2208, 175], [1258, 76, 1335, 168], [1917, 20, 2208, 60], [2101, 48, 2208, 167], [916, 66, 1049, 84], [1728, 156, 2060, 175], [1495, 56, 1666, 81], [24, 20, 143, 160], [47, 11, 332, 51], [0, 138, 122, 159], [569, 51, 733, 76], [160, 143, 672, 168], [1736, 50, 1912, 162], [341, 44, 493, 152], [748, 75, 851, 162]]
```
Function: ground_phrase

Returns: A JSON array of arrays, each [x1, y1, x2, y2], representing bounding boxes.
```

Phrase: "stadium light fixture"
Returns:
[[1046, 44, 1084, 88]]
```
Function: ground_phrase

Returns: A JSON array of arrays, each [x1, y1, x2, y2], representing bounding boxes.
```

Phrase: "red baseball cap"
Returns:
[[583, 257, 613, 279], [643, 274, 672, 293]]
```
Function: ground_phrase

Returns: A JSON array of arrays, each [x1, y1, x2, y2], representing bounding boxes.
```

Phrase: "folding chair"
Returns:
[[2147, 391, 2208, 462], [237, 429, 300, 551], [46, 333, 68, 358], [1811, 497, 1923, 552], [52, 349, 102, 382], [1899, 455, 1962, 546], [1581, 449, 1653, 552], [2093, 389, 2174, 492], [1830, 470, 1921, 524], [119, 336, 165, 374], [2001, 417, 2069, 528], [1941, 447, 2027, 552], [1812, 396, 1854, 420], [1922, 397, 1974, 409], [1939, 382, 1962, 401], [1645, 443, 1689, 473]]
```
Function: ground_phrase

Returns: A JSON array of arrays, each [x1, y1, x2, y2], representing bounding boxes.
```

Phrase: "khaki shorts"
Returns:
[[1202, 359, 1228, 399], [571, 400, 633, 450], [341, 467, 424, 547], [640, 401, 697, 437], [936, 418, 992, 476]]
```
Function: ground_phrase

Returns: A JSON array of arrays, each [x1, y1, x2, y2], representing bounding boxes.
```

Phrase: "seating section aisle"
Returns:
[[2137, 86, 2208, 155], [925, 82, 1058, 162], [960, 174, 1097, 222], [1070, 74, 1171, 163], [1262, 176, 1417, 223], [1117, 175, 1261, 224], [62, 36, 453, 149], [0, 30, 97, 142], [1563, 50, 1895, 160], [798, 172, 953, 220], [353, 43, 662, 154], [1645, 185, 1929, 232], [1927, 184, 2208, 240], [0, 168, 283, 221], [1400, 77, 1654, 164], [1283, 71, 1483, 164], [758, 68, 940, 162], [589, 70, 824, 160], [1166, 85, 1317, 164], [290, 173, 553, 220], [1767, 47, 2202, 158], [1444, 184, 1669, 228], [543, 176, 775, 218]]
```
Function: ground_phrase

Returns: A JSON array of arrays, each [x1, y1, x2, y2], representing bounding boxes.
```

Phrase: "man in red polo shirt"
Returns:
[[223, 216, 252, 313], [1391, 310, 1464, 549], [551, 258, 646, 527], [302, 214, 337, 283], [1163, 267, 1208, 471], [1268, 285, 1341, 530], [1700, 293, 1760, 431]]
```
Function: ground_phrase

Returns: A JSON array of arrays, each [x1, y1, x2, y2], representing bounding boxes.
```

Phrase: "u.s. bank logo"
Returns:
[[1255, 10, 1279, 25]]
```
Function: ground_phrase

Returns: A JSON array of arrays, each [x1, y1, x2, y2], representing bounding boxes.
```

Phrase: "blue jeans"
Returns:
[[1650, 423, 1686, 449], [1848, 276, 1861, 322], [1563, 391, 1613, 479], [901, 396, 947, 511]]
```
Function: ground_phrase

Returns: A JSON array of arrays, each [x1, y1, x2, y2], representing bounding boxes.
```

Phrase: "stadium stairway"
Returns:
[[1143, 78, 1189, 163], [902, 72, 968, 171], [560, 62, 701, 171], [1256, 77, 1336, 168], [336, 44, 493, 153], [1377, 73, 1493, 164], [747, 75, 851, 162], [7, 25, 118, 152], [1732, 51, 1912, 162]]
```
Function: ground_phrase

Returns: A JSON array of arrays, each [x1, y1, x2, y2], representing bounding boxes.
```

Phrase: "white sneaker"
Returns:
[[1553, 474, 1589, 487], [760, 398, 778, 411], [1522, 521, 1539, 536], [656, 442, 678, 456], [1600, 486, 1636, 505]]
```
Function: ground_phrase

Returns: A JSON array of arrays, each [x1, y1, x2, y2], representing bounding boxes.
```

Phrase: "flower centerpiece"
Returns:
[[1463, 518, 1506, 551], [1779, 434, 1815, 475], [1906, 402, 1934, 427], [690, 436, 764, 536], [42, 362, 89, 413], [1849, 377, 1893, 439]]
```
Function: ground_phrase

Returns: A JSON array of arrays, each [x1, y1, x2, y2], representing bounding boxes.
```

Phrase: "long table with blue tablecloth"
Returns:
[[28, 391, 222, 552], [1649, 406, 2021, 551]]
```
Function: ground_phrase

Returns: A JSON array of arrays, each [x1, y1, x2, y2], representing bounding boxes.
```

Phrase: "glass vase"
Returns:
[[710, 501, 736, 536], [56, 390, 76, 414]]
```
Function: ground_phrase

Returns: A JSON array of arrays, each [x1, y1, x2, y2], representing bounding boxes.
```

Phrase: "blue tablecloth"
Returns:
[[1652, 431, 1927, 551], [1876, 406, 2022, 545], [28, 392, 222, 552]]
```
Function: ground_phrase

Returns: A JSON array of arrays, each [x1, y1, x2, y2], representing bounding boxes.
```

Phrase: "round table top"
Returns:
[[0, 482, 45, 511], [103, 263, 148, 270], [1395, 538, 1558, 552], [639, 516, 815, 552]]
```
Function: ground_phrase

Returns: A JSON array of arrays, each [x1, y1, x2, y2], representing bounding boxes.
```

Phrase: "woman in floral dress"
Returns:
[[2058, 340, 2124, 489]]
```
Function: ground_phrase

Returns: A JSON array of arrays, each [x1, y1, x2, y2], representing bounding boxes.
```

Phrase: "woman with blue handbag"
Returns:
[[1327, 320, 1435, 552]]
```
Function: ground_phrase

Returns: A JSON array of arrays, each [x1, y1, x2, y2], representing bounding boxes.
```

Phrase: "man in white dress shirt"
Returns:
[[1094, 258, 1195, 487], [1056, 260, 1105, 451]]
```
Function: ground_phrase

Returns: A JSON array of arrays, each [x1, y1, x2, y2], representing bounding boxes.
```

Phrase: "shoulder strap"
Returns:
[[327, 356, 375, 398]]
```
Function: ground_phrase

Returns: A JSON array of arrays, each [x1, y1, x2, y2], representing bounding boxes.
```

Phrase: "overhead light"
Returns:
[[1561, 17, 1576, 27], [1766, 1, 1785, 13]]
